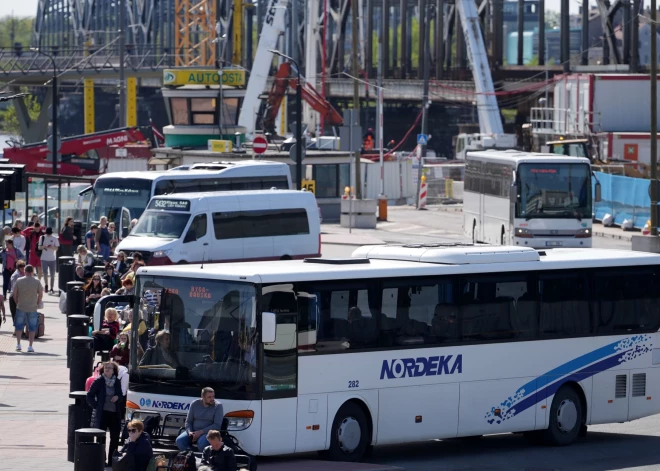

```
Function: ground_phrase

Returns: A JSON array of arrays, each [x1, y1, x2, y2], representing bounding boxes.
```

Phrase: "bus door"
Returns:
[[120, 207, 131, 238], [260, 284, 298, 455]]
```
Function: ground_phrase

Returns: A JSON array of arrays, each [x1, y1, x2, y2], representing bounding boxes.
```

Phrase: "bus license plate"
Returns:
[[546, 241, 563, 247]]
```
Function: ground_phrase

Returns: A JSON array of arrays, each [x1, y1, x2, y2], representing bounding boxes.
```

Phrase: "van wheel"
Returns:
[[280, 255, 292, 260], [177, 260, 187, 265], [327, 402, 370, 462]]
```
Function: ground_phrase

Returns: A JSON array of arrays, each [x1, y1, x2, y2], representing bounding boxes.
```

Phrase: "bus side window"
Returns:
[[540, 272, 590, 337]]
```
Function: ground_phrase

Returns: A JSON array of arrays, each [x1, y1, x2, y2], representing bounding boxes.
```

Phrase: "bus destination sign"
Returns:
[[148, 199, 191, 212]]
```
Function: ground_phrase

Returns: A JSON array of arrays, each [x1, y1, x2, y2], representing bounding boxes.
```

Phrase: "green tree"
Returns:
[[0, 88, 41, 136], [0, 15, 35, 48]]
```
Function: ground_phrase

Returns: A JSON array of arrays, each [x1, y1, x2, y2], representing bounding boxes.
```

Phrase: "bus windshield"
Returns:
[[516, 163, 591, 220], [131, 211, 190, 239], [130, 276, 258, 398], [89, 178, 153, 225]]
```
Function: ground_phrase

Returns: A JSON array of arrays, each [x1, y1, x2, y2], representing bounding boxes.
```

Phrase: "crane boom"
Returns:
[[237, 0, 290, 138], [455, 0, 503, 135]]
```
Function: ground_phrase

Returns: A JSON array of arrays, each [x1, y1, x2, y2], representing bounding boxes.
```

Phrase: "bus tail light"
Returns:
[[514, 228, 533, 238], [575, 228, 592, 238], [225, 410, 254, 431]]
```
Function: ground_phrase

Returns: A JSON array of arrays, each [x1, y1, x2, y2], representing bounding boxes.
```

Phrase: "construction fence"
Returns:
[[593, 171, 655, 230]]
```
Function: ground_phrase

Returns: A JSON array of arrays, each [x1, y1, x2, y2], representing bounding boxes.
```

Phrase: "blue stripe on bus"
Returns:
[[485, 335, 653, 425]]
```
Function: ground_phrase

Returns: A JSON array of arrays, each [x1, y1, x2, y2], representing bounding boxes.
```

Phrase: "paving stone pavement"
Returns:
[[0, 277, 72, 470]]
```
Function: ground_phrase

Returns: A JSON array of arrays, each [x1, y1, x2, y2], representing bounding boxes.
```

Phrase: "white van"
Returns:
[[115, 190, 321, 265]]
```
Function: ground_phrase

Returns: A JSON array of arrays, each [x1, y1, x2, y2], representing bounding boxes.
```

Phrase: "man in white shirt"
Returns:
[[38, 227, 60, 293]]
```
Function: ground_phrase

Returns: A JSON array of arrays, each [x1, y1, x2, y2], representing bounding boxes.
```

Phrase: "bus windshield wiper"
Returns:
[[525, 208, 543, 221], [559, 209, 582, 221]]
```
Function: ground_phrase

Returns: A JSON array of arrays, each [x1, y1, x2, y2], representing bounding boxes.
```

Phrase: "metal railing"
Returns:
[[530, 107, 602, 136]]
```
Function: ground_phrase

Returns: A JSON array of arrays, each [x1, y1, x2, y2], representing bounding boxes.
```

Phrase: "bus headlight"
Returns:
[[514, 228, 534, 238], [225, 410, 254, 431], [575, 228, 592, 238]]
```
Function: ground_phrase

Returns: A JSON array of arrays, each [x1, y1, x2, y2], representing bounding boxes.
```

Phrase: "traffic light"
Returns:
[[0, 164, 26, 193]]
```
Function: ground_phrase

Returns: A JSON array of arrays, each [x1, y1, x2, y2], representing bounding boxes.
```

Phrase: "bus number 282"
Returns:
[[348, 380, 360, 388]]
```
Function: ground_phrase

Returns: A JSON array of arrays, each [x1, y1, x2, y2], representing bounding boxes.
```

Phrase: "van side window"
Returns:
[[185, 214, 207, 242], [212, 209, 310, 240]]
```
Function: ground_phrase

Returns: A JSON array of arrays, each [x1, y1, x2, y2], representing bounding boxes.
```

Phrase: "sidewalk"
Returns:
[[592, 222, 636, 241], [0, 276, 404, 471]]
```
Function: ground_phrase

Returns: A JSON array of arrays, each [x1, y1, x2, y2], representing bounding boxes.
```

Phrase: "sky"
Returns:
[[2, 0, 588, 20]]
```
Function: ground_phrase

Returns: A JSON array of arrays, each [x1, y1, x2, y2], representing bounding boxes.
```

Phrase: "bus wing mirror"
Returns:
[[510, 182, 519, 203], [262, 311, 276, 344], [595, 181, 602, 202]]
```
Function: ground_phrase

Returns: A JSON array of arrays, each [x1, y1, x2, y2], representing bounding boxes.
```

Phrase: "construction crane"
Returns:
[[453, 0, 517, 159], [237, 0, 290, 138], [261, 62, 343, 135]]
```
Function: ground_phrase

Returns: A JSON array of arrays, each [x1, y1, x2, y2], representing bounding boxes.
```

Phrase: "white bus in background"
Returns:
[[463, 150, 601, 248], [127, 244, 660, 462], [116, 190, 321, 265], [81, 160, 292, 236]]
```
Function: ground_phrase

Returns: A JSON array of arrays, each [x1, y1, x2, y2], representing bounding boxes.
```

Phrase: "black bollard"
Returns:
[[58, 256, 75, 292], [67, 315, 91, 368], [67, 286, 86, 317], [67, 281, 85, 293], [68, 391, 92, 462], [70, 336, 94, 392], [74, 428, 106, 471]]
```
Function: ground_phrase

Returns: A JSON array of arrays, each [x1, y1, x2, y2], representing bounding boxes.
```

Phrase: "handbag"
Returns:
[[112, 450, 135, 471]]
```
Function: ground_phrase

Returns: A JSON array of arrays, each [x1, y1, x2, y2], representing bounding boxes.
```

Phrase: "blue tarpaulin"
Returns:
[[593, 172, 656, 229]]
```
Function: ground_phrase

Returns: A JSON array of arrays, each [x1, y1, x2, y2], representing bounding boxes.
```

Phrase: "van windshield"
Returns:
[[131, 210, 190, 238]]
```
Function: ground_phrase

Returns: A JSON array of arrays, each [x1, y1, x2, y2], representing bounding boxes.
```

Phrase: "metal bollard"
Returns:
[[70, 336, 94, 392], [67, 280, 85, 293], [67, 315, 91, 368], [68, 391, 92, 462], [67, 286, 86, 316], [74, 428, 106, 471], [58, 256, 75, 292]]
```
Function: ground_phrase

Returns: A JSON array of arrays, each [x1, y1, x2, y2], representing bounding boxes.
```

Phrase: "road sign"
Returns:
[[289, 144, 306, 163], [253, 135, 268, 155], [417, 134, 428, 146], [302, 179, 316, 195]]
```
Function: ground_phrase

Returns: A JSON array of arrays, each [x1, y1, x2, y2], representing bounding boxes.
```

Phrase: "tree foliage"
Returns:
[[0, 15, 34, 49], [0, 88, 41, 137]]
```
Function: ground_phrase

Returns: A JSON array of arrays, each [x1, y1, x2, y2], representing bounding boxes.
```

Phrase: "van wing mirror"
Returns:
[[122, 227, 129, 238], [595, 181, 602, 203], [262, 311, 276, 344]]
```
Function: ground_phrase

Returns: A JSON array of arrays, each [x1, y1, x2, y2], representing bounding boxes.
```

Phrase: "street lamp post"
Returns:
[[269, 49, 303, 190], [30, 48, 58, 177]]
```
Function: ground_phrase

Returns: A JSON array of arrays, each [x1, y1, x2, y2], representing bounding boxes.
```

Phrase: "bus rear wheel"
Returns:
[[544, 386, 583, 446], [327, 402, 370, 462]]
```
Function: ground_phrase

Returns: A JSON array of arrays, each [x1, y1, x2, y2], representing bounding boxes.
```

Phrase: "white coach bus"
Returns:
[[463, 150, 601, 248], [126, 244, 660, 461]]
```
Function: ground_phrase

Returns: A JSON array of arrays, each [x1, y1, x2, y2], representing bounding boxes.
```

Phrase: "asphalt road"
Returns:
[[319, 207, 658, 471]]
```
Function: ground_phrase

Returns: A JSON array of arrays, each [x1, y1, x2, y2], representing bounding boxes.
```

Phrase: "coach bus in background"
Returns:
[[80, 160, 292, 236], [463, 149, 600, 248], [126, 243, 660, 462]]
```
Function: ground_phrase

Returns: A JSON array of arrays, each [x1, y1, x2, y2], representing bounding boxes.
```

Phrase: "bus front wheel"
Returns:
[[327, 402, 370, 461], [544, 386, 583, 446]]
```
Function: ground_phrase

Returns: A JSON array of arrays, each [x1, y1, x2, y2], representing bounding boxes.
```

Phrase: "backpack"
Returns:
[[170, 450, 196, 471], [35, 235, 44, 258]]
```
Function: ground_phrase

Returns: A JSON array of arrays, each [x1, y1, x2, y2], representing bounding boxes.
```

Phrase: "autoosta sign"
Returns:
[[163, 69, 246, 87]]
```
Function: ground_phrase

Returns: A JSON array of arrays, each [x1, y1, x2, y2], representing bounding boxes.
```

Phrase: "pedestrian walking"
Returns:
[[8, 261, 25, 326], [12, 265, 43, 352], [10, 227, 26, 255], [59, 216, 77, 257], [95, 216, 111, 261], [108, 222, 119, 253], [2, 239, 23, 298], [38, 227, 59, 294], [85, 224, 98, 252], [22, 222, 44, 281], [86, 361, 123, 467]]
